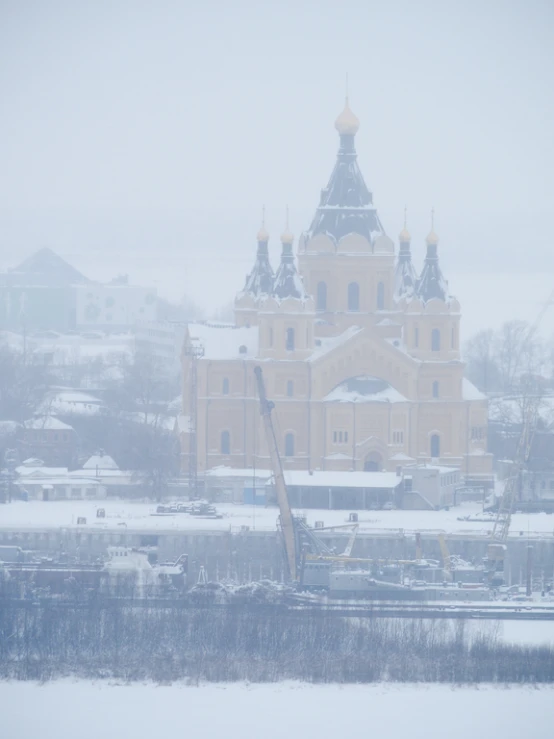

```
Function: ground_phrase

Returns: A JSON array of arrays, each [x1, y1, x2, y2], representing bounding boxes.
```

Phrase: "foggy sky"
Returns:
[[1, 0, 553, 317]]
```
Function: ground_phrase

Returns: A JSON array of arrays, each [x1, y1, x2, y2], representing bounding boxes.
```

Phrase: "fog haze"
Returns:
[[1, 0, 553, 318]]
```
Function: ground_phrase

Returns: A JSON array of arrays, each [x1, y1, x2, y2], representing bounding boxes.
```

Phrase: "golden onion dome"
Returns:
[[280, 227, 294, 245], [257, 225, 269, 242], [426, 229, 439, 246], [334, 97, 360, 136], [399, 227, 411, 243]]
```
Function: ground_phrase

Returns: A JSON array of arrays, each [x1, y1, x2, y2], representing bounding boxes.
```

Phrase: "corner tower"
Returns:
[[394, 215, 418, 301], [402, 223, 461, 360], [234, 216, 274, 327], [258, 218, 315, 359]]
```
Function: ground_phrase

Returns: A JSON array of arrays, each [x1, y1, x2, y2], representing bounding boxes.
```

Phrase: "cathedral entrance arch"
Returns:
[[364, 452, 383, 472]]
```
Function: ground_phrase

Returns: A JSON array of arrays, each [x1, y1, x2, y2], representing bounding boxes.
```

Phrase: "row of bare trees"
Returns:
[[464, 320, 553, 395], [0, 601, 552, 683]]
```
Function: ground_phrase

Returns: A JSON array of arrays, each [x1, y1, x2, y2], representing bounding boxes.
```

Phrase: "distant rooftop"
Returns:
[[24, 416, 74, 431], [7, 247, 90, 287]]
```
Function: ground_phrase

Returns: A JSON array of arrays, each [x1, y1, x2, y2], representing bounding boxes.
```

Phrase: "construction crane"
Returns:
[[307, 523, 359, 557], [254, 366, 298, 582], [437, 534, 453, 582], [254, 367, 360, 582], [487, 391, 541, 581]]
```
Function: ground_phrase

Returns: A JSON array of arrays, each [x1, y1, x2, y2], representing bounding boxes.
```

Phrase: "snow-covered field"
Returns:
[[2, 499, 554, 538], [0, 681, 552, 739], [499, 621, 554, 646]]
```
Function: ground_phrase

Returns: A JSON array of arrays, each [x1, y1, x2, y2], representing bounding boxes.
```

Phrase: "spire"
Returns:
[[272, 218, 307, 300], [256, 205, 269, 243], [306, 95, 384, 244], [394, 208, 418, 301], [425, 207, 439, 246], [416, 211, 448, 302], [280, 206, 294, 245], [398, 206, 411, 244], [242, 210, 274, 297]]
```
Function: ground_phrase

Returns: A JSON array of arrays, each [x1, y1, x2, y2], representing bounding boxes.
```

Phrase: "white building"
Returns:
[[14, 458, 107, 501]]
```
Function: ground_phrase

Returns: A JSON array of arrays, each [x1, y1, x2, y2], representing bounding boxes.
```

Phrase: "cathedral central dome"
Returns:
[[334, 98, 360, 136]]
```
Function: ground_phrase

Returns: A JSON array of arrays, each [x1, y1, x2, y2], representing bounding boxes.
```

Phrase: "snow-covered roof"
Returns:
[[389, 452, 416, 462], [83, 454, 119, 471], [187, 323, 259, 360], [277, 470, 402, 490], [16, 464, 69, 478], [309, 326, 362, 362], [17, 475, 102, 486], [408, 464, 461, 475], [39, 390, 104, 416], [462, 378, 486, 401], [24, 416, 74, 431], [69, 468, 131, 479], [324, 376, 408, 404], [206, 466, 272, 479]]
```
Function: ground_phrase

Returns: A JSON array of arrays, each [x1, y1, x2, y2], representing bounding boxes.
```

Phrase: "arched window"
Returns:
[[220, 430, 230, 455], [285, 433, 295, 457], [377, 281, 385, 310], [432, 381, 439, 399], [431, 328, 441, 352], [347, 282, 360, 311], [414, 326, 419, 348], [364, 452, 383, 472], [286, 380, 294, 397], [316, 281, 327, 311], [430, 434, 440, 458], [286, 327, 295, 351], [222, 377, 229, 395], [451, 326, 456, 349], [269, 327, 273, 347]]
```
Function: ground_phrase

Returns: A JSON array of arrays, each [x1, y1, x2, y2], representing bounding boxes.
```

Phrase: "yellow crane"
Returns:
[[254, 366, 298, 582], [437, 533, 453, 582]]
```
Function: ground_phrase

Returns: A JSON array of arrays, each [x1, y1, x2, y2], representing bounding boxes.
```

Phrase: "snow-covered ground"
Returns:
[[2, 499, 554, 538], [0, 681, 552, 739], [500, 621, 554, 646]]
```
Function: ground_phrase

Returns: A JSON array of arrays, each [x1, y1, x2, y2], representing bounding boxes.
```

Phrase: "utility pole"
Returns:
[[526, 544, 533, 597], [184, 343, 204, 499]]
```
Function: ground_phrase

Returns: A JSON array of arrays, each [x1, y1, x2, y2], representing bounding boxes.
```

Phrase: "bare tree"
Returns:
[[0, 345, 54, 422], [464, 329, 500, 392], [494, 320, 544, 393]]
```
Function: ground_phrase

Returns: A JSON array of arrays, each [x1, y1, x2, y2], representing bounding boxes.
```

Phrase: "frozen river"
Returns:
[[0, 681, 552, 739]]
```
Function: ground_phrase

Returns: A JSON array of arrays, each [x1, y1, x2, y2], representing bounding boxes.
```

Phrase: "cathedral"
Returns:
[[181, 99, 493, 487]]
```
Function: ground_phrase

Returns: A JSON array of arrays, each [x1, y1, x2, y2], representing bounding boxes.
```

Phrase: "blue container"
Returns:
[[243, 486, 266, 506]]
